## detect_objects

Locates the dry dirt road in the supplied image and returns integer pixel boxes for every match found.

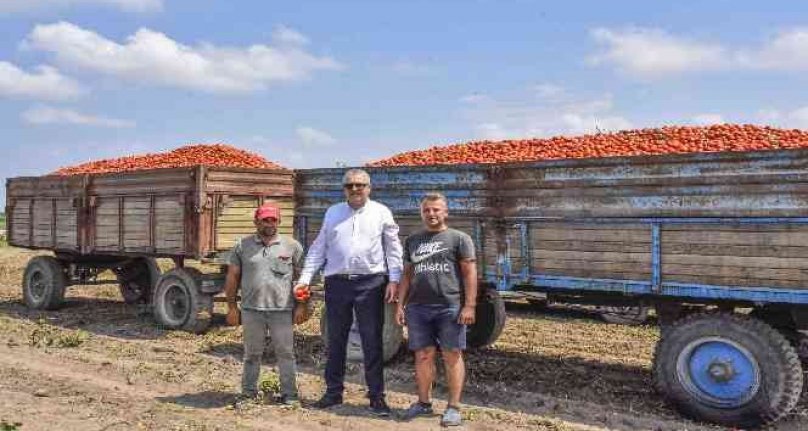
[0,248,806,430]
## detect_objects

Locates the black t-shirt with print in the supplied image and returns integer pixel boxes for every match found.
[403,228,476,305]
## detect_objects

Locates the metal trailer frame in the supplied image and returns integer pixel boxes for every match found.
[491,217,808,306]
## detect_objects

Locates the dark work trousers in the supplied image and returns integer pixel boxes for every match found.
[323,274,387,400]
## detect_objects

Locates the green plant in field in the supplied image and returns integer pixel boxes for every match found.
[29,319,90,348]
[57,329,90,347]
[0,420,22,431]
[258,371,281,397]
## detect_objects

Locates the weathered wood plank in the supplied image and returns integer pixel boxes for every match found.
[663,231,808,247]
[224,201,294,209]
[533,250,652,264]
[663,243,808,258]
[531,222,651,231]
[534,259,652,274]
[663,224,808,233]
[664,254,808,269]
[533,228,652,243]
[537,268,650,281]
[123,215,151,224]
[662,263,808,282]
[536,240,652,253]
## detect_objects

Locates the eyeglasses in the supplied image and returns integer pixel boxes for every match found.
[343,183,368,190]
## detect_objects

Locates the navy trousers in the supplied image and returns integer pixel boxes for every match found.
[323,274,386,400]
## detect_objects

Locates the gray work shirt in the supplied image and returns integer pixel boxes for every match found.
[229,234,304,312]
[403,228,476,305]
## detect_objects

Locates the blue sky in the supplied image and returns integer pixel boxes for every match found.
[2,1,808,204]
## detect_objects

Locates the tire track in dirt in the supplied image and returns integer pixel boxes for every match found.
[0,345,595,431]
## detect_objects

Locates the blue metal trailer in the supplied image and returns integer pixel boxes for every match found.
[295,148,808,428]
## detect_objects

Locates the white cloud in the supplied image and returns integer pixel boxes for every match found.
[22,105,135,128]
[24,22,343,94]
[461,88,633,139]
[0,62,83,100]
[475,123,510,140]
[561,113,633,135]
[691,113,725,125]
[272,25,309,46]
[756,108,782,123]
[589,28,727,77]
[296,126,336,147]
[591,27,808,78]
[788,107,808,128]
[740,29,808,70]
[0,0,162,13]
[753,107,808,129]
[533,83,565,99]
[459,93,490,104]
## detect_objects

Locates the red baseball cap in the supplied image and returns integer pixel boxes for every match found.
[255,203,281,221]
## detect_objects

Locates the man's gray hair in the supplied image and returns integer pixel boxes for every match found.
[420,192,448,206]
[342,168,371,185]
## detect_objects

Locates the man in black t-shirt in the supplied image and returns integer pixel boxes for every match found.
[395,192,477,427]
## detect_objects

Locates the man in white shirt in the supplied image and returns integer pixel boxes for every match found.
[295,168,403,417]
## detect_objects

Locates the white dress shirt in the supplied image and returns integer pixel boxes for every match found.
[297,199,403,285]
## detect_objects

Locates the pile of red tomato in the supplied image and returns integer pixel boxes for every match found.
[367,124,808,167]
[53,144,286,175]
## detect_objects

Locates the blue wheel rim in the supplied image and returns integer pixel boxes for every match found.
[676,337,761,408]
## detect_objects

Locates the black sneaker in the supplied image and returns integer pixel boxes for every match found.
[369,398,391,417]
[312,394,343,409]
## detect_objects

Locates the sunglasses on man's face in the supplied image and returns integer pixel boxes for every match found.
[343,183,368,190]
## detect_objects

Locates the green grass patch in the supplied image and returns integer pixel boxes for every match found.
[258,371,281,397]
[0,420,22,431]
[29,319,91,348]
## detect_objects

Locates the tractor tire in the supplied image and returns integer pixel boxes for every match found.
[320,302,403,363]
[22,256,68,310]
[466,288,506,349]
[152,268,212,333]
[653,312,802,428]
[115,258,161,304]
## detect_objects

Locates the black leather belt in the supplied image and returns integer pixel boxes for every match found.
[326,273,386,281]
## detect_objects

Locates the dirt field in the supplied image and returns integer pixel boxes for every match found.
[0,247,806,430]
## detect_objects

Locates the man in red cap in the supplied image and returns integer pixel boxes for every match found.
[224,202,308,407]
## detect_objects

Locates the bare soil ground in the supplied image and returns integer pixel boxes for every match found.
[0,247,806,430]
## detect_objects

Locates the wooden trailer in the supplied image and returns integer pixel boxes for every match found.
[295,148,808,428]
[6,165,294,332]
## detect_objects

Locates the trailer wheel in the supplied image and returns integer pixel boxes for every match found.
[320,302,403,363]
[466,288,506,349]
[597,304,651,325]
[115,258,161,304]
[22,256,68,310]
[152,268,212,333]
[653,312,802,428]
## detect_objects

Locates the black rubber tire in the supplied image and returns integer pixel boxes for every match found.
[598,304,651,325]
[152,268,212,333]
[320,302,403,363]
[466,288,506,349]
[22,256,68,310]
[115,258,161,304]
[653,312,802,428]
